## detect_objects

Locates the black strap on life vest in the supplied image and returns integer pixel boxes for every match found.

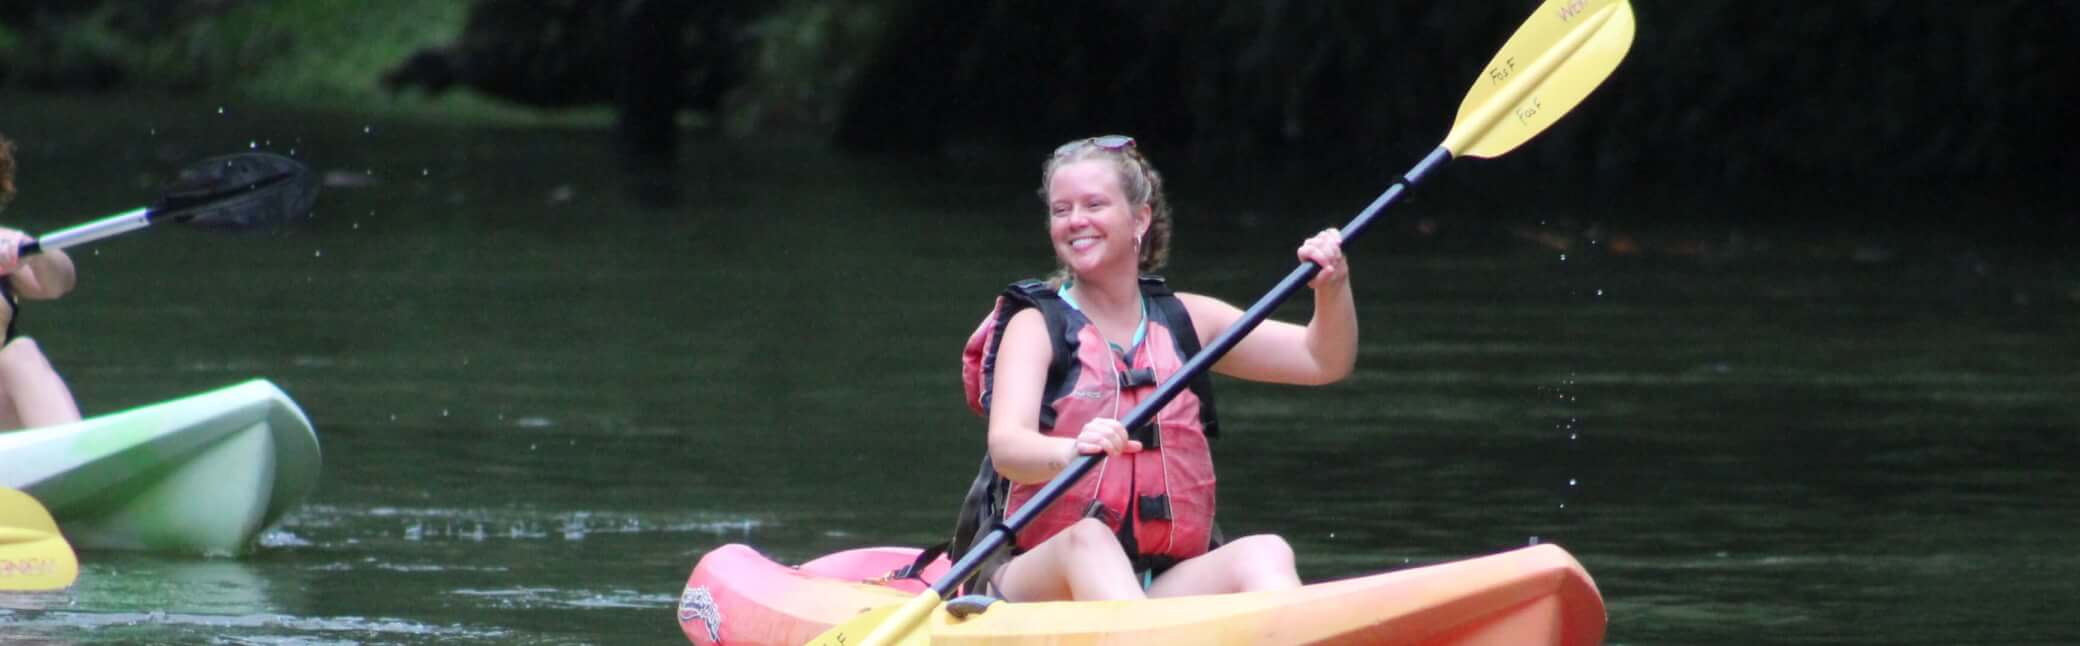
[986,280,1079,429]
[947,453,1015,596]
[888,541,948,583]
[1134,275,1220,443]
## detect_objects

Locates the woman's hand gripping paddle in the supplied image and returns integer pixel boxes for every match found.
[0,487,78,591]
[17,152,318,256]
[812,1,1636,643]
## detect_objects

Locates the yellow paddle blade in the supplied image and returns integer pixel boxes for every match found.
[1443,0,1636,158]
[0,487,79,591]
[806,590,941,646]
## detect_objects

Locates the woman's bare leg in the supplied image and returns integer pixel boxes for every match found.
[1146,534,1301,598]
[0,337,81,429]
[992,518,1146,602]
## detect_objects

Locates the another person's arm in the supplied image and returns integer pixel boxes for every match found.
[0,228,74,299]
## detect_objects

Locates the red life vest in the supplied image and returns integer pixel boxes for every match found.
[960,276,1222,568]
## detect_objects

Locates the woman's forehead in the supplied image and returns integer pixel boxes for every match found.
[1047,159,1122,196]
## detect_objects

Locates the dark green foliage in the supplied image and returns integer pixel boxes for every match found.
[3,1,2074,183]
[833,0,2079,182]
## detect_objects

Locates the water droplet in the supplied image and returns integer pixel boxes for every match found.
[1569,433,1578,440]
[441,409,450,417]
[363,125,373,134]
[216,106,226,114]
[1558,503,1567,509]
[249,141,257,149]
[1568,478,1578,486]
[1528,536,1540,545]
[313,249,323,257]
[1595,289,1604,296]
[421,168,430,176]
[1559,253,1568,261]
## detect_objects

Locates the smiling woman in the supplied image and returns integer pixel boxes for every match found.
[948,134,1361,605]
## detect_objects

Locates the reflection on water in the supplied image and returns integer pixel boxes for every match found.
[66,558,279,615]
[0,556,322,643]
[2,549,508,644]
[0,93,2074,643]
[0,504,771,644]
[2,558,276,617]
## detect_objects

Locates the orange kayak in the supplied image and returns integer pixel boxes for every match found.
[676,543,1604,645]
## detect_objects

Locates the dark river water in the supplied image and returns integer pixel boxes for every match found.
[1,95,2075,644]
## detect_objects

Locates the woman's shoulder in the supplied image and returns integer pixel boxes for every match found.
[1170,291,1241,339]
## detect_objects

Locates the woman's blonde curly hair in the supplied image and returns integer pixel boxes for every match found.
[1038,136,1172,285]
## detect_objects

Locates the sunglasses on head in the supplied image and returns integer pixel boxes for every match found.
[1054,134,1136,157]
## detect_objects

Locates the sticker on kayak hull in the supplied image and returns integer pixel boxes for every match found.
[680,585,723,644]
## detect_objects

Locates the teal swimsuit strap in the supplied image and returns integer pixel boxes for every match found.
[1057,281,1148,354]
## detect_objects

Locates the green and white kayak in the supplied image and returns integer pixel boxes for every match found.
[0,380,321,555]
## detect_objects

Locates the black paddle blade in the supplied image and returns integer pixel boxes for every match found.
[153,152,319,230]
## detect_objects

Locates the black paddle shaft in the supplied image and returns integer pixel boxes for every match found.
[934,145,1455,596]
